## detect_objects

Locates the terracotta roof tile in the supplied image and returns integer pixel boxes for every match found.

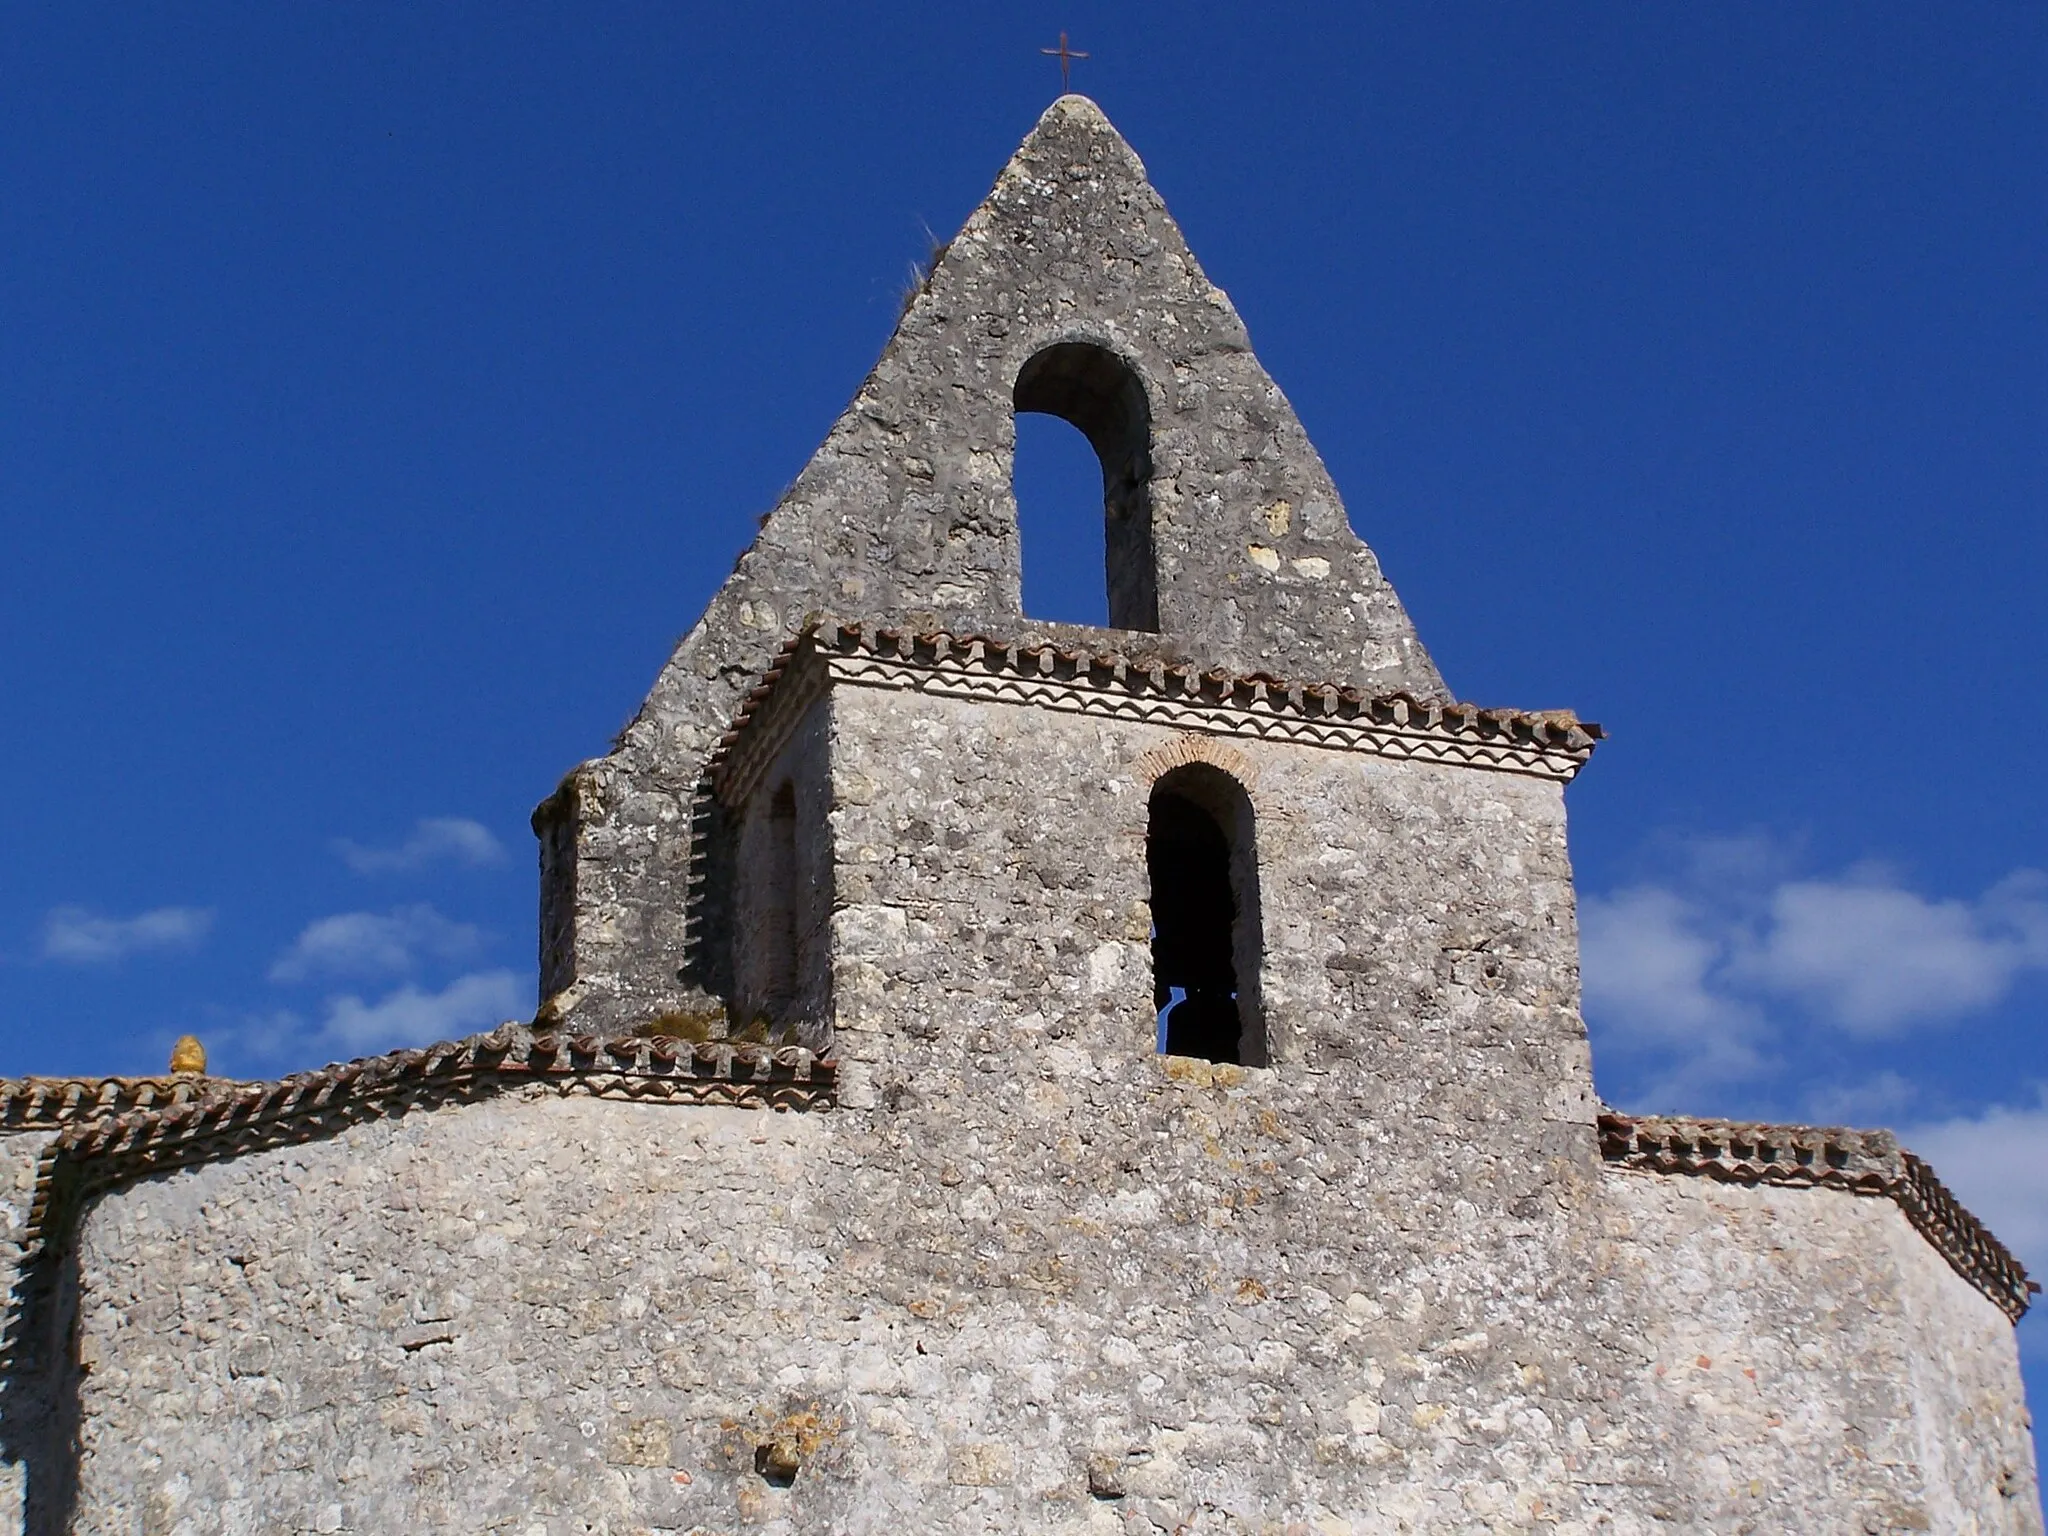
[2,1024,833,1263]
[710,616,1603,800]
[0,1073,240,1126]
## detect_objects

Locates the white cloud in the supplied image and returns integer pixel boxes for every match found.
[1581,842,2048,1097]
[316,970,526,1056]
[41,905,215,963]
[1801,1070,1919,1126]
[1581,887,1752,1038]
[1902,1092,2048,1351]
[1579,885,1768,1097]
[219,971,527,1069]
[334,817,505,875]
[221,1009,315,1063]
[269,905,484,983]
[203,968,526,1071]
[1732,871,2048,1035]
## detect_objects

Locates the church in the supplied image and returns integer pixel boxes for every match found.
[1,96,2037,1535]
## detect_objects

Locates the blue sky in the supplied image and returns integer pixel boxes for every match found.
[5,1,2045,1432]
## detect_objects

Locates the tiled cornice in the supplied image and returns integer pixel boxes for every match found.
[3,1026,833,1264]
[1598,1110,2037,1323]
[713,618,1603,806]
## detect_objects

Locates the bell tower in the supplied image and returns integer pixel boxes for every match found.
[536,95,1447,1036]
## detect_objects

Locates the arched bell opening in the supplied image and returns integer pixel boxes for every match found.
[1147,763,1264,1065]
[1013,341,1158,632]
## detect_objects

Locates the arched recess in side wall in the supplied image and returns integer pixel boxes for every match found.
[1013,341,1158,632]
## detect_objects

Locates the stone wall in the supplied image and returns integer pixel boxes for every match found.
[817,678,1592,1108]
[1600,1171,2041,1533]
[72,1086,1649,1535]
[49,1086,2045,1535]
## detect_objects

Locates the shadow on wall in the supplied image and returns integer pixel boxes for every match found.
[0,1205,84,1536]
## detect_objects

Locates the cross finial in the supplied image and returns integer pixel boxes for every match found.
[1040,31,1089,94]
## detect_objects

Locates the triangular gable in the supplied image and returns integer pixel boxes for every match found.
[628,94,1444,763]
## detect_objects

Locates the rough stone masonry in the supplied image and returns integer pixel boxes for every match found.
[0,95,2038,1535]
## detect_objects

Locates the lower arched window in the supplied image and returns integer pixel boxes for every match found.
[1148,764,1264,1065]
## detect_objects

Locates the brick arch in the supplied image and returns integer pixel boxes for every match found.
[1133,733,1263,804]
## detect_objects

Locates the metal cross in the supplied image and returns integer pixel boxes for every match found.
[1041,32,1089,93]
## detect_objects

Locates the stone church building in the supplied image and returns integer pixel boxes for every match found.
[2,97,2039,1534]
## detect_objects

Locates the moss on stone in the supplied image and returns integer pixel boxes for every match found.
[632,999,728,1042]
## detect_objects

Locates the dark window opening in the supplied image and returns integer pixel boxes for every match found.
[763,783,799,1020]
[1148,765,1264,1065]
[1013,341,1158,632]
[736,781,800,1030]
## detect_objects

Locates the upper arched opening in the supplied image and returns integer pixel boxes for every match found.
[1014,342,1158,632]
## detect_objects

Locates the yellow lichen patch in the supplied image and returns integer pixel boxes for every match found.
[532,985,583,1028]
[1158,1055,1247,1090]
[771,1405,844,1460]
[1012,1249,1072,1295]
[606,1418,672,1468]
[716,1401,847,1490]
[949,1441,1017,1487]
[1263,499,1293,537]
